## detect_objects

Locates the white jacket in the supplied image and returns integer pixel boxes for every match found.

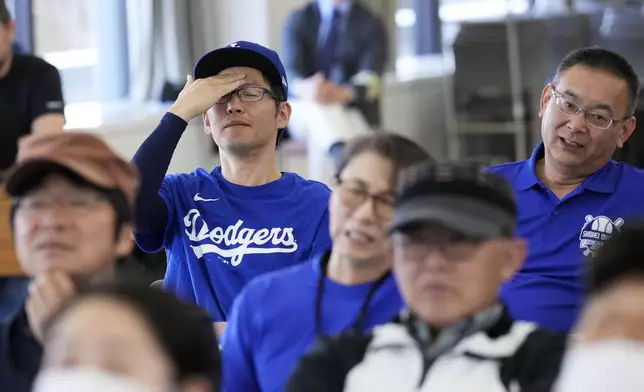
[286,309,567,392]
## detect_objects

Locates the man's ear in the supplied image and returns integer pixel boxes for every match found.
[617,116,637,148]
[500,238,527,281]
[115,224,135,258]
[277,102,292,130]
[539,83,553,118]
[203,112,213,136]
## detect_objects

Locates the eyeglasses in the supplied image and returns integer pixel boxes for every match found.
[395,233,483,263]
[18,193,106,215]
[550,85,629,130]
[334,177,395,220]
[216,86,279,104]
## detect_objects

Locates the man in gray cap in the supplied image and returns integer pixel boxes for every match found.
[286,161,567,392]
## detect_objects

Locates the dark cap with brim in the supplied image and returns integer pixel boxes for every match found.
[387,161,517,239]
[194,41,288,98]
[387,194,516,239]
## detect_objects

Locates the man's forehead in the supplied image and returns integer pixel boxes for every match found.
[557,66,629,110]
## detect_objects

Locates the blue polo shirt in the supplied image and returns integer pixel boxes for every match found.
[489,144,644,332]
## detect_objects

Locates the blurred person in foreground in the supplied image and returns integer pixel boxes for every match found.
[33,283,220,392]
[0,132,138,391]
[221,134,430,392]
[287,162,567,392]
[489,47,644,333]
[555,223,644,392]
[281,0,388,182]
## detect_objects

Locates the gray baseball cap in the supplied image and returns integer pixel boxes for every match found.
[387,161,517,240]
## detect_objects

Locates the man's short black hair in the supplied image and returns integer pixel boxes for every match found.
[262,72,286,103]
[554,47,640,115]
[261,72,287,147]
[587,222,644,296]
[0,0,10,26]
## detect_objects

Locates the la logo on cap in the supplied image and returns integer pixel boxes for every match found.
[281,76,287,87]
[230,42,238,48]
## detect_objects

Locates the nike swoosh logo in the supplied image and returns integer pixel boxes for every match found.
[194,193,220,202]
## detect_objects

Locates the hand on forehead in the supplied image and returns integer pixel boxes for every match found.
[218,67,264,85]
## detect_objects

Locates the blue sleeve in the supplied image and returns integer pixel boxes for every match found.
[220,286,263,392]
[132,113,187,252]
[310,207,332,258]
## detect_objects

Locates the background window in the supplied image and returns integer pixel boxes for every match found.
[32,0,98,104]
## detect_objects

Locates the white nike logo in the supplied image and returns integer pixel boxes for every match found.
[194,193,220,202]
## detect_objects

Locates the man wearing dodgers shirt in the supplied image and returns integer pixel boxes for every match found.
[489,47,644,333]
[132,41,332,333]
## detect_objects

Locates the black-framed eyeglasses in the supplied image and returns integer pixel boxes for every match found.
[333,176,395,220]
[216,86,279,104]
[550,85,630,130]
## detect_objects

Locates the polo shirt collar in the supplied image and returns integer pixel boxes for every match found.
[515,143,619,194]
[515,144,543,191]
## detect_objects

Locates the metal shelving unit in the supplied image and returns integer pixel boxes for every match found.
[443,0,594,164]
[443,3,531,164]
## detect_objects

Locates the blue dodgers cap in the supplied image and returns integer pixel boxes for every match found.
[193,41,288,99]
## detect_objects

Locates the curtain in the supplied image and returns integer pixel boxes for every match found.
[125,0,218,103]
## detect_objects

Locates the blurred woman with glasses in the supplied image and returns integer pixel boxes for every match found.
[219,133,432,392]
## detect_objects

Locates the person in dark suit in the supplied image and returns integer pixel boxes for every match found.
[281,0,388,182]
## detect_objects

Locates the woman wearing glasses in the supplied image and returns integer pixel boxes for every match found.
[220,133,431,392]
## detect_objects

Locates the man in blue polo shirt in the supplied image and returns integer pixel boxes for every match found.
[489,47,644,333]
[132,42,332,333]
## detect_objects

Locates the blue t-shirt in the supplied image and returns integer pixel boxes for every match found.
[135,167,332,321]
[489,144,644,332]
[220,252,403,392]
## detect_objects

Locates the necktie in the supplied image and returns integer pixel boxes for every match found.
[317,9,342,77]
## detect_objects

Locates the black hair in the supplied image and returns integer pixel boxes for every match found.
[261,72,287,147]
[262,72,286,103]
[9,164,133,238]
[0,0,10,26]
[334,133,433,185]
[587,221,644,296]
[554,47,640,115]
[47,283,221,391]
